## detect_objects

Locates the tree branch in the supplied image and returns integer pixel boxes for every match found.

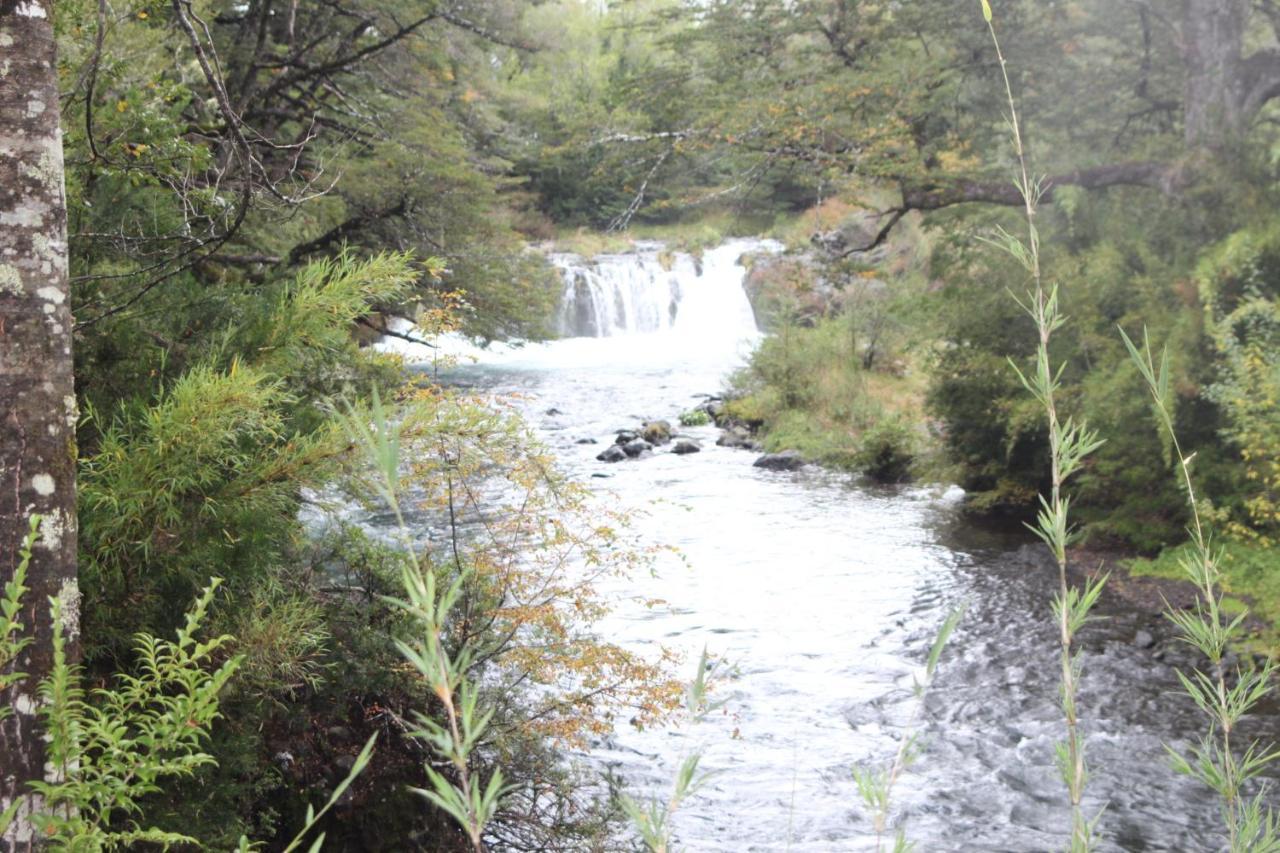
[899,160,1178,211]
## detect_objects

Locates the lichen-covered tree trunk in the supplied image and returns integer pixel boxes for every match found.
[0,1,79,848]
[1182,0,1248,148]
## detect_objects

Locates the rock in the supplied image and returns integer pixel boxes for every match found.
[596,445,627,463]
[1133,629,1156,650]
[642,420,673,445]
[326,725,353,741]
[545,407,563,416]
[615,430,639,445]
[672,440,701,455]
[591,472,611,479]
[575,437,598,445]
[622,438,653,458]
[716,426,753,449]
[753,450,805,471]
[334,754,357,774]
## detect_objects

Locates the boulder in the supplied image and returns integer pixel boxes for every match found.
[753,450,805,471]
[672,440,701,455]
[716,426,753,449]
[615,430,639,445]
[596,445,627,463]
[622,438,653,458]
[642,420,673,445]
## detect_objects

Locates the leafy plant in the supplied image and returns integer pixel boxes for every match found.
[343,388,508,852]
[978,5,1106,848]
[1122,328,1280,851]
[852,605,964,852]
[678,409,712,427]
[620,648,725,853]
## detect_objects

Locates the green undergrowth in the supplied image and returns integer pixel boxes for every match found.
[1129,540,1280,648]
[724,316,934,481]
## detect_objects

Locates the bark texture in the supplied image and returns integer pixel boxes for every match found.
[1182,0,1249,147]
[0,1,79,848]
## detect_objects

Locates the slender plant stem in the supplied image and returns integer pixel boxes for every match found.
[983,12,1096,849]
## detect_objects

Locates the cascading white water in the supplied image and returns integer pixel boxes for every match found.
[555,239,777,342]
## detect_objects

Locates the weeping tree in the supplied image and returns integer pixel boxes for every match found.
[0,0,78,846]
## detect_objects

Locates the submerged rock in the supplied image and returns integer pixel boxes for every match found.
[672,440,701,455]
[753,450,805,471]
[575,437,598,444]
[596,445,627,463]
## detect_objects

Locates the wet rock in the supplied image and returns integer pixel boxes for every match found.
[672,439,701,455]
[716,426,753,449]
[753,450,805,471]
[591,472,611,479]
[545,407,563,416]
[596,445,627,463]
[575,437,598,445]
[615,430,639,445]
[1133,629,1155,650]
[642,420,673,445]
[622,439,653,458]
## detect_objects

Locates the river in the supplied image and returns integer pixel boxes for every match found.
[377,239,1277,852]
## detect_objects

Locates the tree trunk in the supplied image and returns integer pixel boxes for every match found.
[1182,0,1249,148]
[0,1,79,848]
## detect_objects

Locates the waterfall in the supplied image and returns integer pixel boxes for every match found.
[555,239,779,341]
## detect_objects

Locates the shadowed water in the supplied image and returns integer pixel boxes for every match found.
[377,239,1278,851]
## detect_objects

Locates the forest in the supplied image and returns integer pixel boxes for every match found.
[3,0,1280,850]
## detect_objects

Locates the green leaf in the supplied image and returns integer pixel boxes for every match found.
[981,0,992,23]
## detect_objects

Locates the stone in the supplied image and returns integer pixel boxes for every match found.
[753,450,805,471]
[642,419,673,445]
[622,438,653,458]
[672,439,701,455]
[596,445,627,463]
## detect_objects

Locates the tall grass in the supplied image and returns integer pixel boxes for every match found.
[979,4,1106,848]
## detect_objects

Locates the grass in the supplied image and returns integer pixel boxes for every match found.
[1128,540,1280,646]
[723,318,934,480]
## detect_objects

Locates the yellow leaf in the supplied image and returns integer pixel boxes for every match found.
[981,0,992,21]
[116,100,128,113]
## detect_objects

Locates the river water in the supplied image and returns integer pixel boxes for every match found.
[379,239,1277,851]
